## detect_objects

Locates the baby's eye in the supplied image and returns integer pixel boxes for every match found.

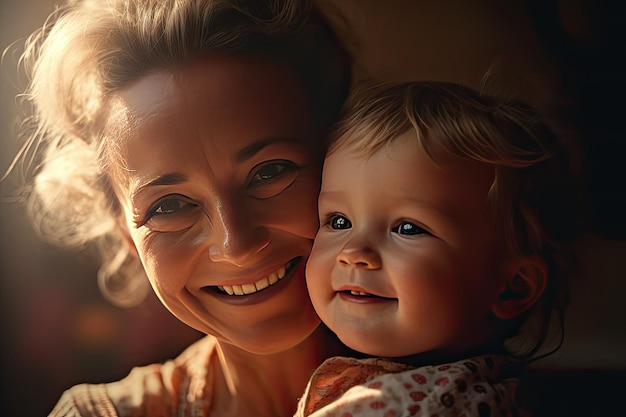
[329,214,352,230]
[143,195,201,232]
[247,160,299,199]
[392,221,427,236]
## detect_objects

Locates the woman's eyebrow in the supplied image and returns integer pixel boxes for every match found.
[235,137,300,163]
[131,173,188,199]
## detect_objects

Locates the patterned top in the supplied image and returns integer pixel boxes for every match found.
[49,336,218,417]
[295,355,529,417]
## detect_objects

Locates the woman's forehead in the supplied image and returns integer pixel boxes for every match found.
[114,71,175,122]
[111,53,303,121]
[101,51,320,187]
[103,51,313,147]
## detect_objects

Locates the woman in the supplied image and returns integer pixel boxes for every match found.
[14,0,349,415]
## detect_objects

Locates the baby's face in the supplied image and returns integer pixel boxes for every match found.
[307,131,515,358]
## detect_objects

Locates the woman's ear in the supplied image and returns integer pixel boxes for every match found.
[491,257,548,320]
[116,218,139,258]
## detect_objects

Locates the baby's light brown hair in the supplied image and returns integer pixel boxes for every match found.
[327,81,586,359]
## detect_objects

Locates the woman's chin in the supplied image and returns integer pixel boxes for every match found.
[220,315,321,356]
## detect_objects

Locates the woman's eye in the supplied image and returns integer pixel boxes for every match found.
[143,195,201,232]
[247,160,299,199]
[153,199,190,215]
[329,214,352,230]
[392,221,427,236]
[251,162,289,182]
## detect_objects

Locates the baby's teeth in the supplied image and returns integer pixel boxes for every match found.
[255,278,269,291]
[233,285,244,295]
[277,266,286,279]
[268,272,278,285]
[223,286,234,295]
[242,284,257,294]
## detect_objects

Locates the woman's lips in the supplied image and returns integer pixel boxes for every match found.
[201,257,304,306]
[218,263,288,295]
[204,258,298,296]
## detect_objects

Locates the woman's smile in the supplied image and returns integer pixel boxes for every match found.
[213,258,296,296]
[203,257,306,306]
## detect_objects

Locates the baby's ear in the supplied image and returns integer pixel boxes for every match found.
[491,257,547,320]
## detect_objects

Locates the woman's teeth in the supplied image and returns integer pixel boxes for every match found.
[218,264,287,296]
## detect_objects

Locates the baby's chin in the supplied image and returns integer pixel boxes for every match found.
[337,332,431,361]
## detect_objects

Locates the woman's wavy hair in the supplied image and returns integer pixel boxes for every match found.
[328,81,587,360]
[7,0,349,307]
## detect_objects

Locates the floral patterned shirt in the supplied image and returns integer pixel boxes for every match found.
[295,355,529,417]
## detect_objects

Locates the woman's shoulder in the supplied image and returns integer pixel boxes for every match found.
[48,335,219,417]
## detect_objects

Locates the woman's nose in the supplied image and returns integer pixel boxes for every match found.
[336,240,382,270]
[208,201,270,267]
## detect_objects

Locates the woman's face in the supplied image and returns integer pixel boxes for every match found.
[105,52,324,354]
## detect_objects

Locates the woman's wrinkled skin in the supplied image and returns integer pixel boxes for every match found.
[103,52,331,414]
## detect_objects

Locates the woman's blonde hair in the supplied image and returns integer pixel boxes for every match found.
[329,81,585,359]
[9,0,348,307]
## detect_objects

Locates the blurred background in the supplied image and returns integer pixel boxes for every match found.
[1,1,625,416]
[0,3,203,416]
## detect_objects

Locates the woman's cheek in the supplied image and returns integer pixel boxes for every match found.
[298,169,324,237]
[132,230,185,290]
[271,171,321,240]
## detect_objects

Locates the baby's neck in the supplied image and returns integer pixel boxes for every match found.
[378,342,506,369]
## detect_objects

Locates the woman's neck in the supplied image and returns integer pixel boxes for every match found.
[212,326,346,417]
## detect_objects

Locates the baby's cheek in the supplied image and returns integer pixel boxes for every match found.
[306,241,333,292]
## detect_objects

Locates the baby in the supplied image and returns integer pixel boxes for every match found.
[297,81,583,416]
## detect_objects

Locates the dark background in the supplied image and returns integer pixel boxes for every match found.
[0,2,202,416]
[1,1,625,416]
